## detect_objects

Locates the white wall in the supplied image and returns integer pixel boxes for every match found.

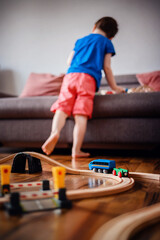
[0,0,160,95]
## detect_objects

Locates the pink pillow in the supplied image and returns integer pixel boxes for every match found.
[136,71,160,91]
[20,73,65,97]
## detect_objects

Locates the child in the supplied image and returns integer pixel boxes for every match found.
[42,16,125,157]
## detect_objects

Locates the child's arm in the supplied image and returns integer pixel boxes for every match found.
[103,53,125,93]
[67,51,75,66]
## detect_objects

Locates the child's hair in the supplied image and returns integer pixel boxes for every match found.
[95,17,118,38]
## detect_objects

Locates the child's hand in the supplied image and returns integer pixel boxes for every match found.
[114,86,126,93]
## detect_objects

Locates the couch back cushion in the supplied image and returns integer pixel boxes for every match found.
[101,74,138,87]
[20,73,64,97]
[136,71,160,91]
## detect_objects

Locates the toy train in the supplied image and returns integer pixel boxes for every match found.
[113,168,129,177]
[88,159,129,177]
[89,159,116,174]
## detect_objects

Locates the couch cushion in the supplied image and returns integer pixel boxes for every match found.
[101,74,138,86]
[0,93,160,119]
[92,92,160,118]
[136,71,160,91]
[20,73,64,97]
[0,96,57,119]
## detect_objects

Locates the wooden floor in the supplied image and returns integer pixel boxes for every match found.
[0,148,160,240]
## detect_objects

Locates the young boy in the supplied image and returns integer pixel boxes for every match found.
[42,17,125,157]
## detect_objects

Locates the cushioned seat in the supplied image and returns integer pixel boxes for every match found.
[0,93,160,119]
[0,74,160,149]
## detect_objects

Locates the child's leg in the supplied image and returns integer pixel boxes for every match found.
[42,110,68,155]
[72,115,90,158]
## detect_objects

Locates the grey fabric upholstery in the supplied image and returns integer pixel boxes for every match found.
[1,93,159,119]
[0,74,160,149]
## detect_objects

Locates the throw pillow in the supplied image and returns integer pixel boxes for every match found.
[136,71,160,91]
[20,73,65,97]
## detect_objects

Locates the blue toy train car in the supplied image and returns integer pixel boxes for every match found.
[88,159,116,173]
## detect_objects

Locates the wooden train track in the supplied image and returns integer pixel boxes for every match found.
[0,152,159,202]
[0,151,135,201]
[92,202,160,240]
[0,151,159,180]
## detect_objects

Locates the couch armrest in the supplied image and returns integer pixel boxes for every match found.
[0,92,17,98]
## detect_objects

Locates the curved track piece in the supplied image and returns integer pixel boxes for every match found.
[0,152,134,200]
[92,202,160,240]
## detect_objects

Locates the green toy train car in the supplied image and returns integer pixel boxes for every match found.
[112,168,129,178]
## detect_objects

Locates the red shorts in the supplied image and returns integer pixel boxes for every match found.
[50,73,96,119]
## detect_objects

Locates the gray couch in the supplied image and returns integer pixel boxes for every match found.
[0,74,160,150]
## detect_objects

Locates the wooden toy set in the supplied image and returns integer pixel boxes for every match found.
[0,152,136,206]
[0,153,72,215]
[0,151,159,240]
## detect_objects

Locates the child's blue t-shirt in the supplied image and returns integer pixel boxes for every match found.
[67,33,115,90]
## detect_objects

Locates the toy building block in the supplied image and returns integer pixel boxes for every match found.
[27,154,42,174]
[11,153,42,174]
[0,165,11,195]
[11,153,26,173]
[59,188,72,209]
[125,88,128,93]
[52,167,66,190]
[52,167,72,209]
[5,192,23,216]
[41,180,50,191]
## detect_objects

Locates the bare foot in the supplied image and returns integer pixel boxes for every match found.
[72,150,90,158]
[42,132,59,155]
